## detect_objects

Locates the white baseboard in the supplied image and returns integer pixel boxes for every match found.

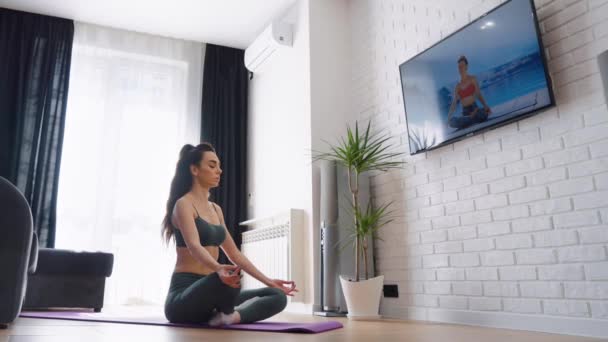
[380,307,608,339]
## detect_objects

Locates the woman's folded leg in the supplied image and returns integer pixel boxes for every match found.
[234,287,287,324]
[165,272,240,324]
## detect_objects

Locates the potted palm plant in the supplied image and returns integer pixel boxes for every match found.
[314,121,406,319]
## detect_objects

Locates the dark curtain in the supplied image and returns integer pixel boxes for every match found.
[201,44,248,264]
[0,8,74,248]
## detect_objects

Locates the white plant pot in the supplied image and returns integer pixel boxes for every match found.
[339,275,384,320]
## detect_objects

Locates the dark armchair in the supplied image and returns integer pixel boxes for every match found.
[0,176,38,328]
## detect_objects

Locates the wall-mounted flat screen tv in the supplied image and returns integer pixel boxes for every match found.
[399,0,555,155]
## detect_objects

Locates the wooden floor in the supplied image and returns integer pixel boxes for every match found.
[1,308,604,342]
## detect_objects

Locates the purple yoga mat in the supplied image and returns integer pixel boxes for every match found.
[19,310,343,334]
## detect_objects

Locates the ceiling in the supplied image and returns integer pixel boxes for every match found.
[0,0,297,49]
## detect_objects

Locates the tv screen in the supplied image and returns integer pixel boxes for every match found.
[399,0,555,155]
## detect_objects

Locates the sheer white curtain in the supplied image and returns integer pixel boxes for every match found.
[56,22,205,306]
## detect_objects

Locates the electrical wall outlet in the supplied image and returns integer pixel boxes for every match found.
[383,284,399,298]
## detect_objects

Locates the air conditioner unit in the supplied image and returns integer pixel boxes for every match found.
[244,20,293,73]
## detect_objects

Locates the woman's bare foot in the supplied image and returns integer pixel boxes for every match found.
[230,311,241,324]
[208,312,224,327]
[208,311,241,326]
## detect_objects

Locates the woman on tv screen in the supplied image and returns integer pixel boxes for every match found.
[447,55,492,129]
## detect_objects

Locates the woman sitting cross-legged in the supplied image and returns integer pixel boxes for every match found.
[162,143,298,326]
[447,55,492,130]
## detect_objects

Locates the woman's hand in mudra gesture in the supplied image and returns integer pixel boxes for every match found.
[269,279,298,296]
[218,265,242,288]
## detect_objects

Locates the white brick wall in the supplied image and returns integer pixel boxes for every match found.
[349,0,608,331]
[500,265,538,280]
[586,261,608,279]
[439,295,468,309]
[503,298,543,313]
[538,264,585,279]
[516,248,557,264]
[470,297,502,311]
[484,281,520,297]
[453,281,483,296]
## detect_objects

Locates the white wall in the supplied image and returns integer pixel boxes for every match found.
[309,0,353,309]
[247,0,354,310]
[348,0,608,338]
[310,0,352,149]
[246,0,314,305]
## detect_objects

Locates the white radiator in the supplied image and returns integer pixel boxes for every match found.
[239,209,306,304]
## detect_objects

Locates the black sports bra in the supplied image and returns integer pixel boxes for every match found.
[174,203,226,247]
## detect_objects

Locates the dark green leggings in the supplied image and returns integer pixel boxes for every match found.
[164,272,287,324]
